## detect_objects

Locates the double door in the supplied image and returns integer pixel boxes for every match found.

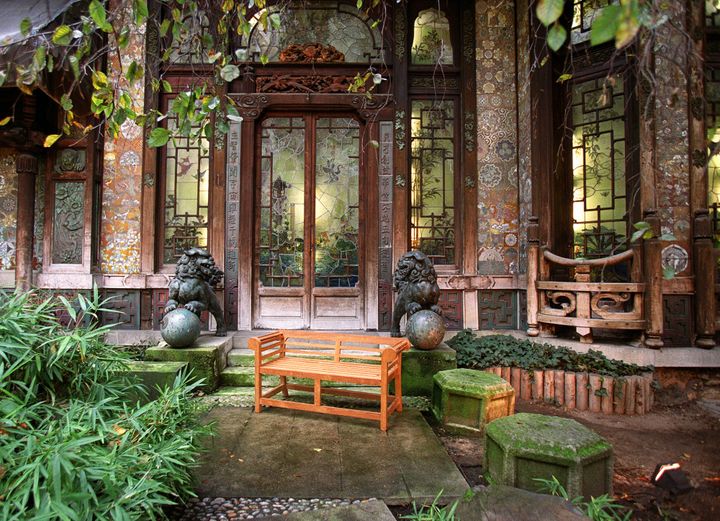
[254,114,365,329]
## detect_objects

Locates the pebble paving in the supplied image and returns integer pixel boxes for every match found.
[169,497,379,520]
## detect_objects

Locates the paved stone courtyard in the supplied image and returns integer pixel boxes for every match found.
[194,408,469,505]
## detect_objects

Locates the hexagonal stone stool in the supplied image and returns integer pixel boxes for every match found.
[485,413,614,500]
[431,368,515,435]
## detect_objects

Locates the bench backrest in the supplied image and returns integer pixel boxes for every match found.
[280,330,406,363]
[250,330,409,365]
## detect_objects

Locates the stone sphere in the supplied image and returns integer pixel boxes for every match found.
[406,310,445,350]
[161,308,201,348]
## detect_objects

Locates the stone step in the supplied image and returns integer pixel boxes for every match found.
[221,366,277,387]
[207,386,432,411]
[227,348,255,367]
[119,360,188,401]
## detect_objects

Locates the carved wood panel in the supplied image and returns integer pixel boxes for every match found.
[478,290,517,330]
[100,290,140,330]
[438,289,463,330]
[662,295,693,347]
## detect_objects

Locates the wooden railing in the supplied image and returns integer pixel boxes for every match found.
[526,214,664,347]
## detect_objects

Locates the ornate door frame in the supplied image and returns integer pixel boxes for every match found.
[227,93,391,330]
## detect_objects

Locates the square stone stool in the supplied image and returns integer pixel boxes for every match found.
[485,413,614,500]
[431,368,515,435]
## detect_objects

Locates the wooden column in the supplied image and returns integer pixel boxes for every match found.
[15,153,38,291]
[642,209,664,348]
[462,3,479,330]
[693,210,716,348]
[526,216,539,337]
[391,4,409,267]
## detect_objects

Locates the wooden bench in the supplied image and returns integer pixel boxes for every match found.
[249,330,410,431]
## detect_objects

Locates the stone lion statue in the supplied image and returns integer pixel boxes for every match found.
[164,248,226,336]
[391,251,442,337]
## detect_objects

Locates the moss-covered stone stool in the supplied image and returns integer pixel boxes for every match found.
[431,368,515,435]
[485,413,614,500]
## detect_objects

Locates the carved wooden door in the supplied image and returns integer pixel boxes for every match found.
[254,114,364,329]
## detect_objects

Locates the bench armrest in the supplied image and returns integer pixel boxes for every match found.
[249,331,285,366]
[380,338,410,366]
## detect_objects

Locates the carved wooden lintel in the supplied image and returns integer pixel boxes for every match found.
[256,74,362,94]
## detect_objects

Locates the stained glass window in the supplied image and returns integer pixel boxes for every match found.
[163,117,210,264]
[244,2,383,63]
[410,100,456,265]
[411,9,453,65]
[706,2,720,232]
[314,118,360,288]
[52,182,84,264]
[259,117,306,287]
[0,149,17,271]
[571,76,627,258]
[571,0,612,45]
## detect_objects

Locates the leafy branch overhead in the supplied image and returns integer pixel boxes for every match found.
[536,0,671,52]
[1,0,385,149]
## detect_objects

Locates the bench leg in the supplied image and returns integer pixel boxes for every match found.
[280,376,289,398]
[255,372,262,413]
[380,388,388,431]
[314,379,322,406]
[395,371,403,413]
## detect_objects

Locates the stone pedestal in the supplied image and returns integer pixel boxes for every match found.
[401,343,456,396]
[145,335,232,391]
[485,413,614,500]
[119,361,188,402]
[432,369,515,435]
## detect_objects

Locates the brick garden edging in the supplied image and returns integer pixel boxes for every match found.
[482,367,654,415]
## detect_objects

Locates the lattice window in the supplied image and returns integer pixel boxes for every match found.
[258,117,306,288]
[314,118,360,288]
[162,117,210,264]
[571,75,628,259]
[243,2,383,63]
[411,8,453,65]
[410,99,456,266]
[570,0,612,45]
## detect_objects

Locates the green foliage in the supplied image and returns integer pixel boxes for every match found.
[448,331,652,378]
[5,0,387,150]
[536,0,663,51]
[535,477,633,521]
[401,491,459,521]
[0,290,212,520]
